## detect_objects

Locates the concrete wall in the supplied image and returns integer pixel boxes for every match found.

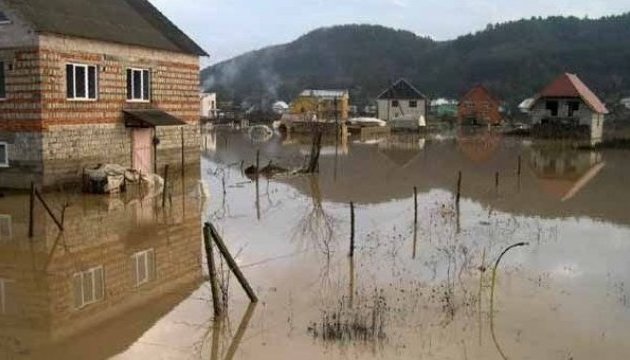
[377,98,427,122]
[530,98,605,141]
[200,92,217,118]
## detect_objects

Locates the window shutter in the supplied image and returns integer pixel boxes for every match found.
[0,144,6,167]
[142,70,150,100]
[88,66,96,99]
[126,69,132,100]
[82,271,94,304]
[66,64,74,98]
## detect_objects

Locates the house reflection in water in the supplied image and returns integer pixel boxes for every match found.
[0,174,203,359]
[529,146,605,202]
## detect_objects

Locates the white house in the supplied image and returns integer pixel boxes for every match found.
[376,79,428,129]
[200,92,218,119]
[528,73,609,141]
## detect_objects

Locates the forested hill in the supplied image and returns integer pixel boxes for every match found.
[201,14,630,108]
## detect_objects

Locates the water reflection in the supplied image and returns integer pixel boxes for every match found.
[0,173,203,359]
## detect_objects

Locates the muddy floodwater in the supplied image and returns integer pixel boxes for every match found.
[1,129,630,359]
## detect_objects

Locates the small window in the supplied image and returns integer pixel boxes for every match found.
[127,68,150,102]
[0,61,5,99]
[0,215,11,242]
[409,100,418,108]
[568,101,580,117]
[0,142,7,168]
[73,266,105,309]
[131,249,156,287]
[0,11,10,25]
[392,100,399,107]
[545,100,559,117]
[66,64,97,100]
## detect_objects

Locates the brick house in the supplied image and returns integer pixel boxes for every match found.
[289,90,350,121]
[457,85,503,126]
[0,0,208,189]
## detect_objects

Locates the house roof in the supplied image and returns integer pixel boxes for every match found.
[533,73,608,114]
[460,85,501,104]
[123,109,187,128]
[4,0,208,56]
[299,90,348,99]
[377,79,427,100]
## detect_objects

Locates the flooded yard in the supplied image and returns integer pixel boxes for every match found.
[1,129,630,359]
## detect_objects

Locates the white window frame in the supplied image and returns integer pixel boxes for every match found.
[131,249,156,287]
[0,142,8,168]
[66,63,98,101]
[0,215,11,242]
[73,266,105,309]
[127,68,151,102]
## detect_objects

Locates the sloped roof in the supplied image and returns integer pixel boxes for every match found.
[299,90,348,98]
[4,0,208,56]
[533,73,608,114]
[377,79,427,100]
[460,85,501,104]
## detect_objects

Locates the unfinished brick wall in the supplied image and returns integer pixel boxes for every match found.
[0,33,203,188]
[0,187,203,342]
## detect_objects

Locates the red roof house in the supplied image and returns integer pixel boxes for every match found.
[457,85,503,126]
[529,73,608,141]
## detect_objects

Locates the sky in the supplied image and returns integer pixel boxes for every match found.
[149,0,630,65]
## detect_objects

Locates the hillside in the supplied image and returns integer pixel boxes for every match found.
[201,14,630,109]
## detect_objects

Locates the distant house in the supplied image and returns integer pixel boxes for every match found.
[376,79,428,123]
[621,97,630,110]
[528,73,608,140]
[0,0,208,189]
[457,85,503,126]
[289,90,349,121]
[201,92,218,119]
[431,98,458,118]
[272,101,289,115]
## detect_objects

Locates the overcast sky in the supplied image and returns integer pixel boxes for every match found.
[149,0,630,65]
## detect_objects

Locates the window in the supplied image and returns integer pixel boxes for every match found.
[66,64,97,100]
[0,11,10,25]
[568,101,580,117]
[0,215,11,242]
[409,100,418,108]
[545,100,559,117]
[131,249,156,287]
[73,266,105,309]
[127,68,150,102]
[392,100,399,107]
[0,61,5,99]
[0,142,7,168]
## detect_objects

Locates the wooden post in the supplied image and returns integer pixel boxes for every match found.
[413,187,418,259]
[162,165,169,208]
[456,171,462,205]
[28,182,35,238]
[207,222,258,303]
[349,202,355,257]
[181,127,185,178]
[203,224,223,317]
[34,189,63,231]
[517,156,522,177]
[224,302,257,359]
[413,187,418,227]
[256,150,260,175]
